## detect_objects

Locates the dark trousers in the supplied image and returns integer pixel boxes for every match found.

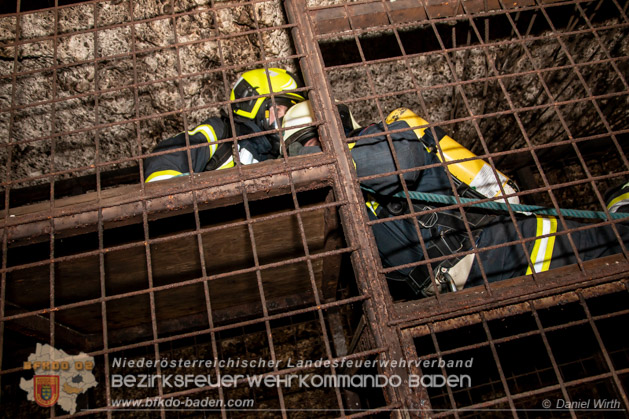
[369,209,629,289]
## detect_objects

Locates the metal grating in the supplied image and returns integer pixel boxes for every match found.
[0,0,628,417]
[406,281,629,417]
[313,0,629,305]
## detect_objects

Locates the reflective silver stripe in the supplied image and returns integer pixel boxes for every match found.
[239,148,259,165]
[449,254,475,290]
[526,216,557,275]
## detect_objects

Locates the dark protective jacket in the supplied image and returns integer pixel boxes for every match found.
[144,115,276,182]
[300,119,629,296]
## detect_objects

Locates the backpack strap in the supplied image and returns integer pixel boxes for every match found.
[205,116,234,171]
[373,194,491,298]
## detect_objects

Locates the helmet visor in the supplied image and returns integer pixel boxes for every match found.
[261,96,300,131]
[231,79,258,114]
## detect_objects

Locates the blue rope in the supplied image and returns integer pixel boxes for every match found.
[361,186,629,221]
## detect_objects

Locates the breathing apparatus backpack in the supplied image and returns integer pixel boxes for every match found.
[381,108,521,298]
[385,108,520,204]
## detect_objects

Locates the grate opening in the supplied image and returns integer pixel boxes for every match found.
[410,286,629,417]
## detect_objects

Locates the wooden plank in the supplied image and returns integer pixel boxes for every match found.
[348,2,389,29]
[387,0,427,24]
[463,0,501,13]
[321,190,344,299]
[1,166,140,210]
[311,0,549,35]
[4,302,90,349]
[39,291,319,351]
[108,291,318,348]
[5,204,332,334]
[425,0,463,19]
[313,7,350,34]
[502,0,535,8]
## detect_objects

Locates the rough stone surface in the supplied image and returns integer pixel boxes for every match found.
[0,0,299,187]
[324,18,628,208]
[0,0,627,208]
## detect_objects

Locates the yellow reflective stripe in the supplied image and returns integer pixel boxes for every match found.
[608,191,629,212]
[146,170,183,183]
[188,124,218,157]
[217,156,235,170]
[526,216,557,275]
[542,220,557,272]
[365,194,380,217]
[365,200,379,217]
[235,106,258,121]
[348,141,357,169]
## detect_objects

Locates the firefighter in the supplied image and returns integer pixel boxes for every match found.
[144,68,305,182]
[281,100,629,298]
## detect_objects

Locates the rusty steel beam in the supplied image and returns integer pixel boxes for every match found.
[393,254,629,327]
[3,157,335,245]
[405,280,627,336]
[310,0,582,35]
[286,0,427,411]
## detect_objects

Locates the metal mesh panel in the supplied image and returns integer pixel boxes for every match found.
[407,282,629,417]
[313,0,629,306]
[0,0,392,416]
[0,0,628,417]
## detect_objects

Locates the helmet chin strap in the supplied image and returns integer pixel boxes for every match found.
[262,117,282,158]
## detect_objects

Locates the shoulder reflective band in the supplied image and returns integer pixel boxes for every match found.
[188,124,219,157]
[146,170,184,183]
[526,215,557,275]
[218,156,235,170]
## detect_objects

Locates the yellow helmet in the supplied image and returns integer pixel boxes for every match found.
[230,68,305,132]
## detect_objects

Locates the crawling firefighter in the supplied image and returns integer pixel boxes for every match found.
[282,100,629,298]
[144,68,305,182]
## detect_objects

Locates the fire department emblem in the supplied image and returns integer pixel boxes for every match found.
[20,344,98,414]
[34,375,60,407]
